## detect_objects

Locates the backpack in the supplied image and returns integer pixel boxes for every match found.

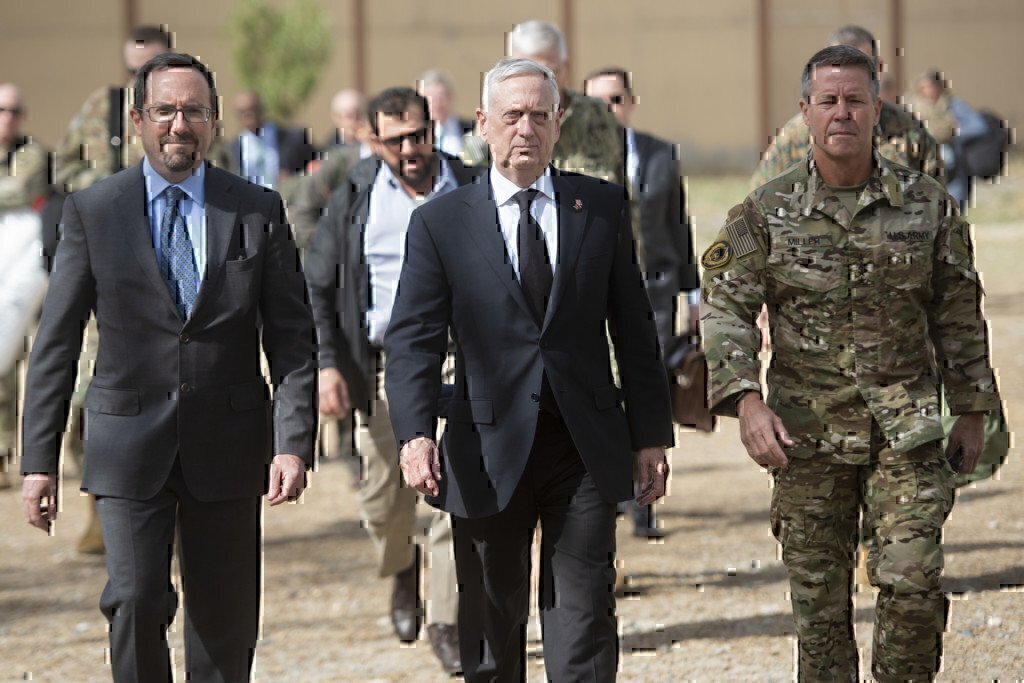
[961,110,1012,179]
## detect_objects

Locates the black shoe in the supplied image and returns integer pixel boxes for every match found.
[427,623,462,674]
[390,562,420,642]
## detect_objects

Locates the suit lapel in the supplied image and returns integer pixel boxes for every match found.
[463,181,534,321]
[545,172,588,329]
[191,167,239,322]
[119,166,182,320]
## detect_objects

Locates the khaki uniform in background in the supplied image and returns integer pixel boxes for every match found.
[751,101,944,188]
[463,90,625,184]
[702,152,999,681]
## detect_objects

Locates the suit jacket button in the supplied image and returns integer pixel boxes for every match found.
[180,383,191,394]
[530,393,540,402]
[180,333,190,343]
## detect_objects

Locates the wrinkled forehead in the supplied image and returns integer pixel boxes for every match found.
[492,74,557,111]
[808,63,873,93]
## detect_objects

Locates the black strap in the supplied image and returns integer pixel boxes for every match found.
[107,86,125,175]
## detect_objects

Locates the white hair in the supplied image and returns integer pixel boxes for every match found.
[481,58,560,111]
[506,20,568,62]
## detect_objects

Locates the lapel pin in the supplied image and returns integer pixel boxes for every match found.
[572,199,583,212]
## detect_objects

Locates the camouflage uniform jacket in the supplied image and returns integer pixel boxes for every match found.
[0,136,49,211]
[55,85,145,193]
[702,151,998,464]
[751,101,944,188]
[462,89,624,184]
[287,142,362,248]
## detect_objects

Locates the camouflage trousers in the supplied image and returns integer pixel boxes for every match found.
[771,440,955,683]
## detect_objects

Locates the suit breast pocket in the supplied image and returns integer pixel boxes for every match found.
[225,256,256,274]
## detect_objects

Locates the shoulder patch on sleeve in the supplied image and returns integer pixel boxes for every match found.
[726,216,758,259]
[702,241,731,269]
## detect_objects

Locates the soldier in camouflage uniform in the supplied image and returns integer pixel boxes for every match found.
[702,46,999,682]
[462,20,624,185]
[751,25,942,188]
[0,84,50,490]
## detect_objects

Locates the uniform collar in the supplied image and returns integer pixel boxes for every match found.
[792,149,904,220]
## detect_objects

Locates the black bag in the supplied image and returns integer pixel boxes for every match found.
[961,110,1011,179]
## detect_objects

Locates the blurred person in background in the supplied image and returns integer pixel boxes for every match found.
[417,69,474,159]
[585,66,699,539]
[321,88,371,154]
[908,69,989,208]
[228,90,316,201]
[0,84,50,491]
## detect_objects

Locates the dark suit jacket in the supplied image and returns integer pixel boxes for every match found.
[633,131,699,362]
[383,170,674,518]
[304,154,479,413]
[21,163,317,502]
[227,124,318,178]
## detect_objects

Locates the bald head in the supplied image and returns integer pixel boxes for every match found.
[330,89,368,144]
[235,91,264,133]
[0,84,26,146]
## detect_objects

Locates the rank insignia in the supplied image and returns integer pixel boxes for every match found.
[702,241,731,269]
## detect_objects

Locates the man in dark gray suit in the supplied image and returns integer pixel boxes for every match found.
[384,58,673,682]
[20,53,316,682]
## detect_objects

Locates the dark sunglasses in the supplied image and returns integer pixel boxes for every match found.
[379,126,431,149]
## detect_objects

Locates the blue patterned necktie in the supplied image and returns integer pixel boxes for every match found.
[159,186,199,319]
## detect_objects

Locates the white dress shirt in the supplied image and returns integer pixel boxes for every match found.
[365,158,457,345]
[489,166,558,281]
[625,127,640,190]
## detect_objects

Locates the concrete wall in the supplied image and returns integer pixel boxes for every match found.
[2,0,1020,173]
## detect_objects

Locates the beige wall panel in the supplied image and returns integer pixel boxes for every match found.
[0,0,124,149]
[574,0,759,171]
[2,0,1022,171]
[363,1,561,122]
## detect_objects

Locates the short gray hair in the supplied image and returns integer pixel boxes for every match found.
[800,45,878,101]
[506,20,568,62]
[418,69,455,95]
[826,25,878,57]
[481,58,560,111]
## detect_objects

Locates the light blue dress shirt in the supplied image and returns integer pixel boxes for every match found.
[142,157,208,280]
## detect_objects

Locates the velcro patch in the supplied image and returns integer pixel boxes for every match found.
[702,241,731,269]
[726,217,758,259]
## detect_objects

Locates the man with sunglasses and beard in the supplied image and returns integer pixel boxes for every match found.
[305,86,478,674]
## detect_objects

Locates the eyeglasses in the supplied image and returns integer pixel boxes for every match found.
[139,106,213,123]
[0,106,24,117]
[378,126,431,150]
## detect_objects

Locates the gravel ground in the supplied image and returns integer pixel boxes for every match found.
[2,188,1022,682]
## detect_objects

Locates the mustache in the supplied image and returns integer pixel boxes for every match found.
[161,134,198,146]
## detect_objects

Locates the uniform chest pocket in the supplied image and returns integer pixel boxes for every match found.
[767,246,844,292]
[882,241,933,291]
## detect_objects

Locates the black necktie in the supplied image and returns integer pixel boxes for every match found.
[515,189,552,326]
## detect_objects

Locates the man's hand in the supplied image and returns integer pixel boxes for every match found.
[636,447,669,506]
[268,454,307,506]
[400,437,441,496]
[22,474,57,532]
[738,392,792,469]
[946,412,986,474]
[319,367,351,418]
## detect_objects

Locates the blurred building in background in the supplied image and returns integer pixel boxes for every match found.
[3,0,1020,173]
